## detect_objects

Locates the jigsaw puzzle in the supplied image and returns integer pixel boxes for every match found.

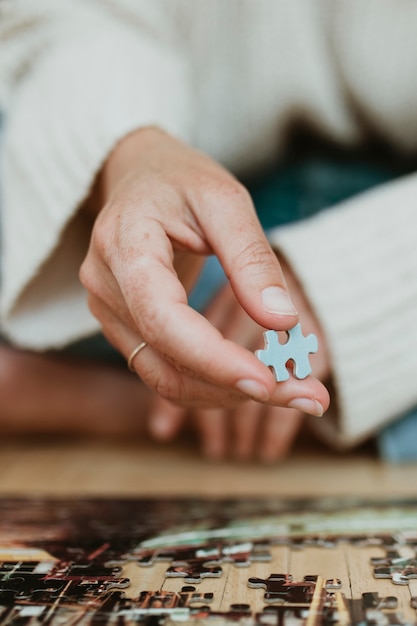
[0,498,417,624]
[256,323,318,380]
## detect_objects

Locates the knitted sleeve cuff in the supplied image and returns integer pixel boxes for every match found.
[269,173,417,446]
[1,24,193,349]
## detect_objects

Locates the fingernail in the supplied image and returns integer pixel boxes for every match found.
[236,379,270,401]
[288,398,324,417]
[261,286,298,316]
[149,414,173,439]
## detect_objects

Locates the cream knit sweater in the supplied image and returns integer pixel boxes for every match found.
[1,0,417,448]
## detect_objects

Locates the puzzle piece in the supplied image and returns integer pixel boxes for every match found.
[222,541,272,567]
[325,578,342,590]
[137,588,214,610]
[247,573,316,604]
[166,558,222,583]
[362,592,398,610]
[0,558,130,610]
[371,550,402,566]
[135,541,271,575]
[190,603,268,625]
[136,545,221,568]
[373,554,417,585]
[256,324,318,381]
[360,593,404,626]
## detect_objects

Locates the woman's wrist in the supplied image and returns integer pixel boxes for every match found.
[84,126,166,217]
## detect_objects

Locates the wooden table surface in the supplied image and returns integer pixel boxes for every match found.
[0,433,415,497]
[1,434,417,625]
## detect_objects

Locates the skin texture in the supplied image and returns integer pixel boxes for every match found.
[0,127,330,460]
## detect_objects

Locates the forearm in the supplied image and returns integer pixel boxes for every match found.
[0,4,192,349]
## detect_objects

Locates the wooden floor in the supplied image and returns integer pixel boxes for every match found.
[0,433,415,497]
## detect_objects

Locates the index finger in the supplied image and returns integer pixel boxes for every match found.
[192,182,299,331]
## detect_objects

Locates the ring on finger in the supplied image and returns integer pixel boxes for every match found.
[127,341,148,372]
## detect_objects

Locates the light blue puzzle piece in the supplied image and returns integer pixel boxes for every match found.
[255,323,318,381]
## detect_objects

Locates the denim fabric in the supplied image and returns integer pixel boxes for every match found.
[377,409,417,462]
[188,254,226,312]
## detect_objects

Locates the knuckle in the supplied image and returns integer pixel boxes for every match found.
[154,374,185,403]
[233,238,277,276]
[79,257,111,305]
[200,176,253,215]
[214,179,253,209]
[79,259,97,294]
[91,202,130,263]
[134,298,164,346]
[125,252,156,281]
[78,260,89,289]
[90,223,104,255]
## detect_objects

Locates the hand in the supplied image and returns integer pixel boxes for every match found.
[147,258,330,462]
[80,127,329,413]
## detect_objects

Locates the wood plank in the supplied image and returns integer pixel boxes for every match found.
[123,561,168,598]
[289,545,350,596]
[0,438,416,497]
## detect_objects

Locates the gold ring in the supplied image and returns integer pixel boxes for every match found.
[127,341,148,372]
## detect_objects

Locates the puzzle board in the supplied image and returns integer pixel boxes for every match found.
[1,497,417,625]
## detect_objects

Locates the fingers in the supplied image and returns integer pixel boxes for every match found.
[268,376,329,416]
[147,397,186,441]
[119,262,277,402]
[187,402,304,462]
[232,400,262,460]
[258,407,303,462]
[195,181,298,331]
[147,396,230,461]
[82,224,279,405]
[193,408,229,459]
[87,294,255,408]
[87,285,329,412]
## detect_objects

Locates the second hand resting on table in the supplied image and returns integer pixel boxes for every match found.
[149,258,330,462]
[80,127,330,460]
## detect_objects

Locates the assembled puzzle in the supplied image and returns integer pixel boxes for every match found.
[1,497,417,624]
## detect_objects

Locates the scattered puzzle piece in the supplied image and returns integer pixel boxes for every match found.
[256,324,318,381]
[135,541,272,574]
[325,578,342,590]
[372,553,417,585]
[166,558,222,583]
[371,550,402,566]
[362,592,398,610]
[137,588,214,610]
[247,573,317,604]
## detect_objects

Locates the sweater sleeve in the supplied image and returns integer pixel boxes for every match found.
[269,173,417,448]
[0,0,193,349]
